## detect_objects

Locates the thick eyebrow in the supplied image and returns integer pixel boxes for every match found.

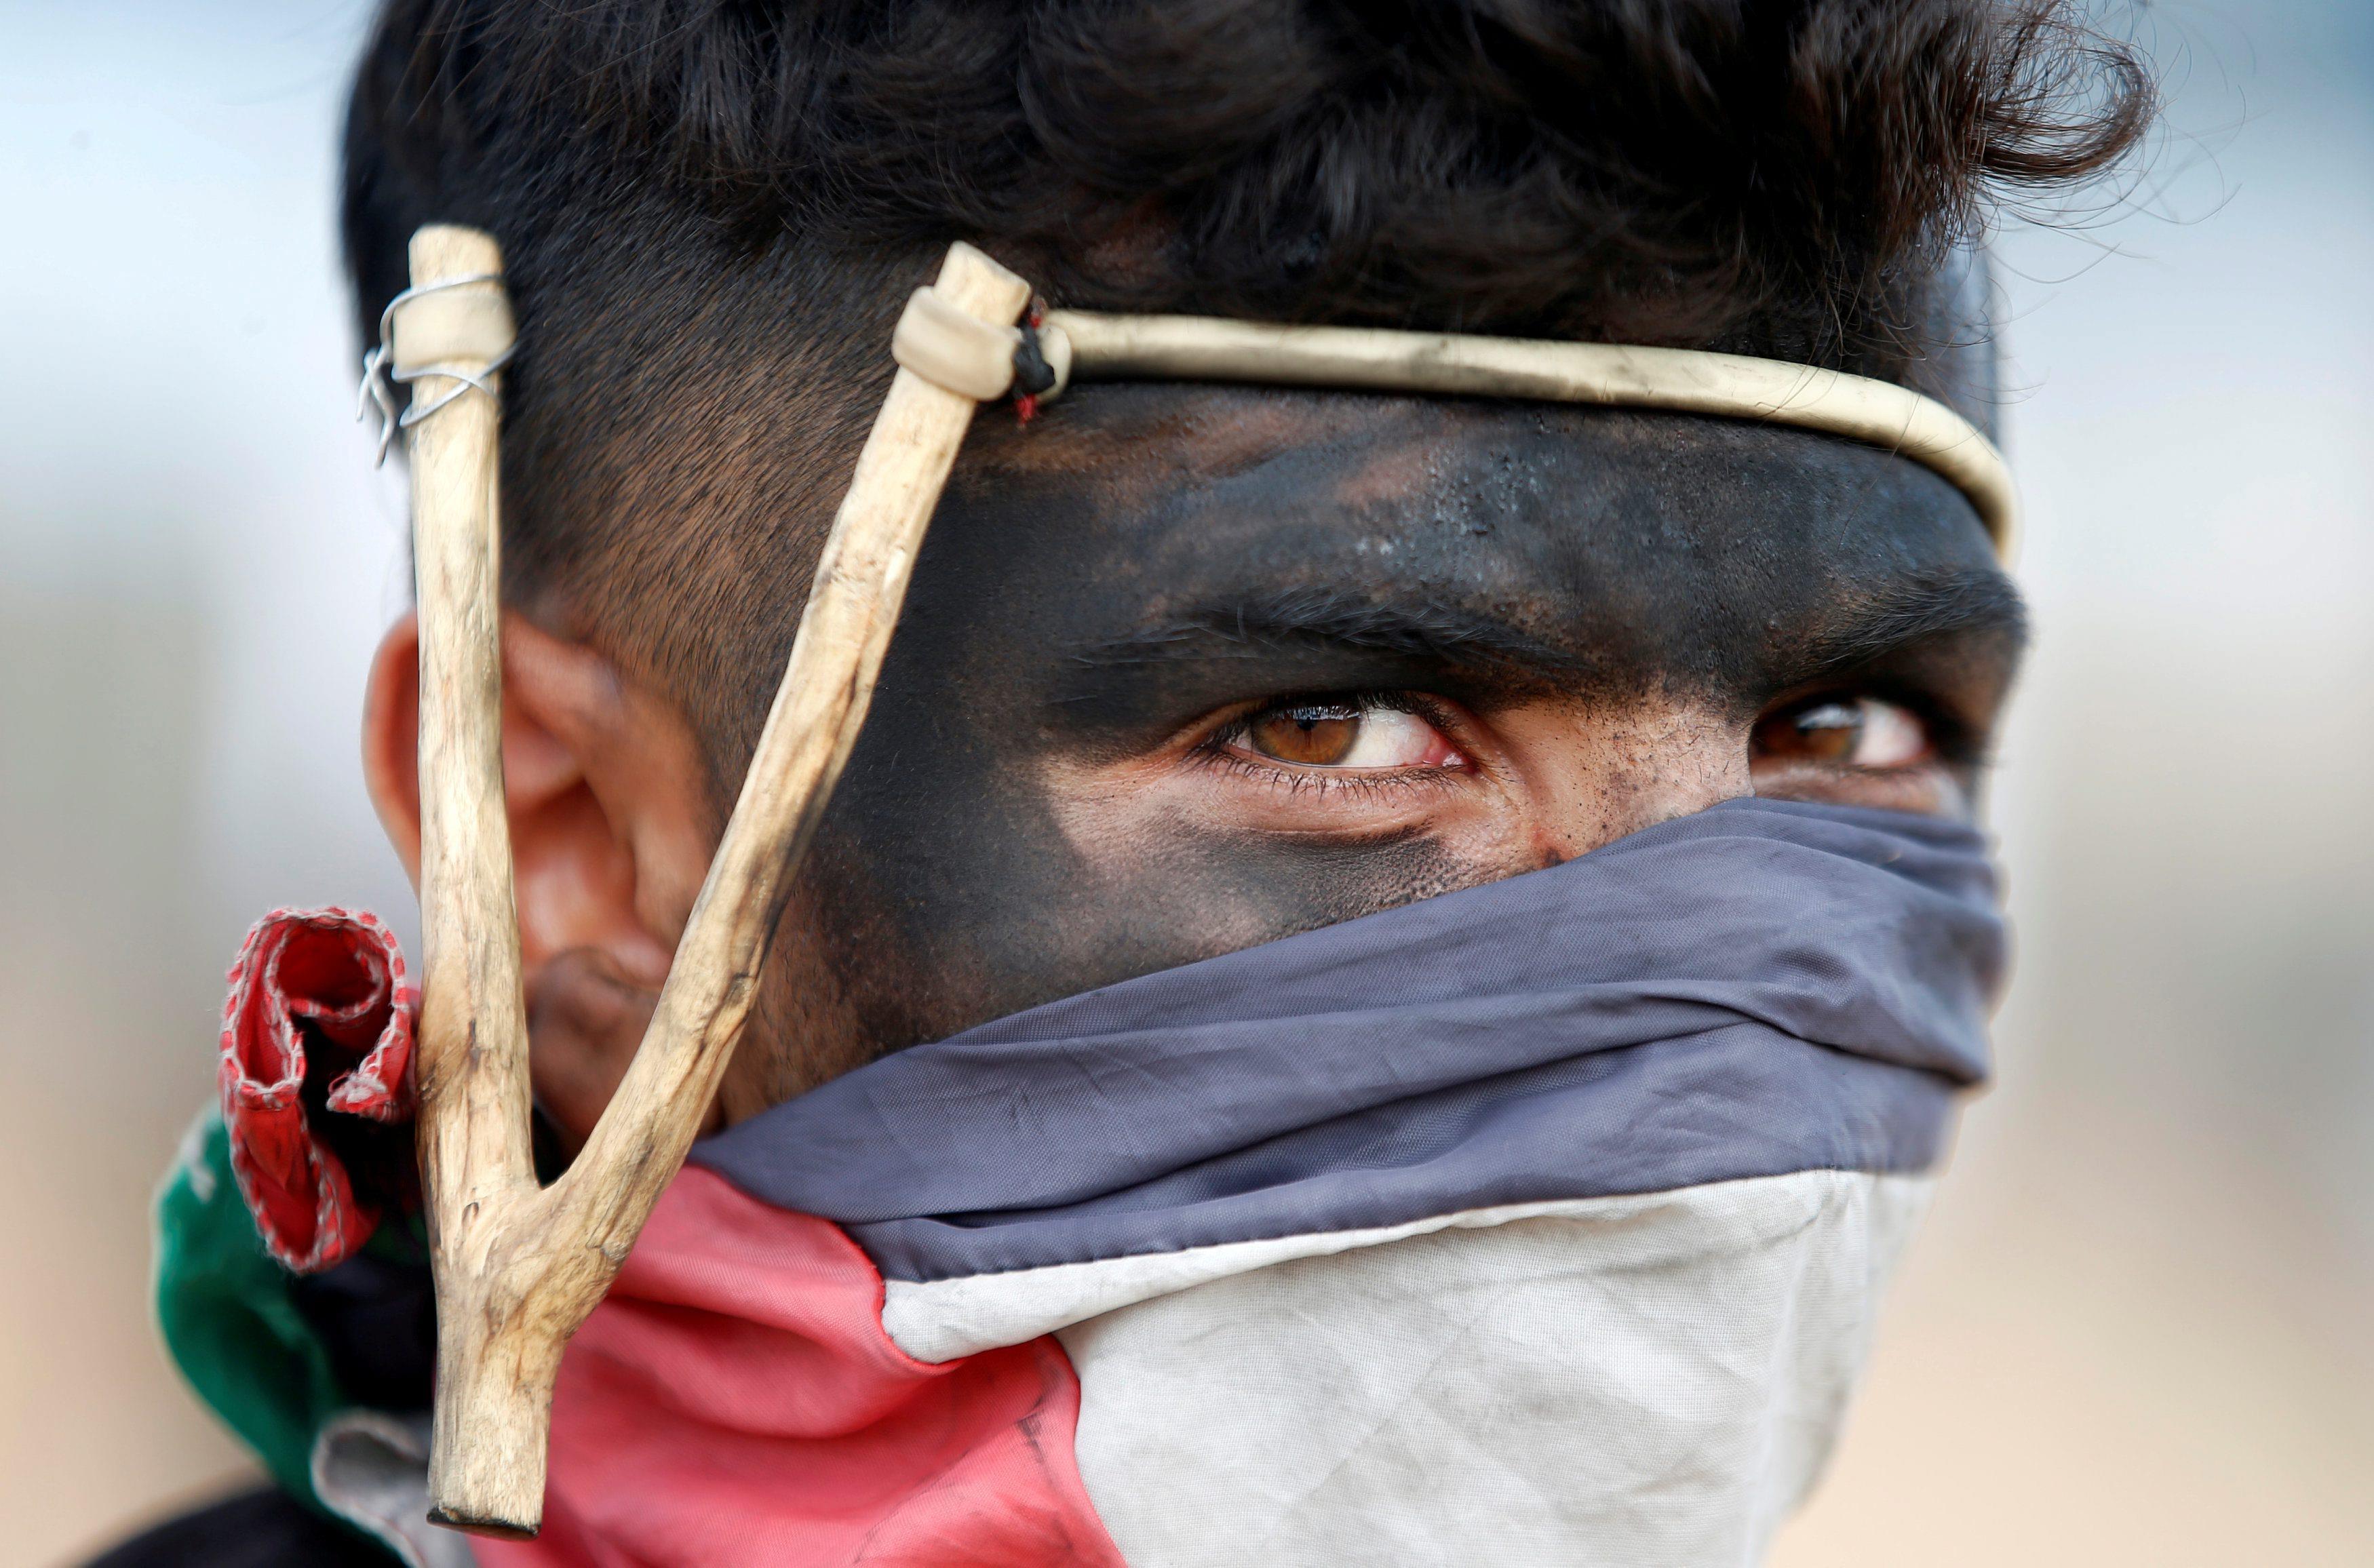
[1066,586,1578,676]
[1791,566,2029,682]
[1050,567,2025,729]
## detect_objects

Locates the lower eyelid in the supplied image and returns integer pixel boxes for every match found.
[1201,749,1467,798]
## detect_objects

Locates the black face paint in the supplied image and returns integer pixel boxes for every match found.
[781,384,2023,1070]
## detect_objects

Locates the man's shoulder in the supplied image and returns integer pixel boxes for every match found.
[81,1487,394,1568]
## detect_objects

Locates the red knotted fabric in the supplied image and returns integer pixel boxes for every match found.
[218,907,419,1273]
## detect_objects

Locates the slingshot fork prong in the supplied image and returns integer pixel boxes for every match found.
[405,234,1035,1536]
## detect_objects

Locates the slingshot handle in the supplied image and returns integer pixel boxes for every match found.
[399,224,544,1537]
[410,235,1032,1537]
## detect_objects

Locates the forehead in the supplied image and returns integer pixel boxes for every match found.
[933,384,2003,693]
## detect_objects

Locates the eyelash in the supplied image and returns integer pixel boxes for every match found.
[1192,692,1467,798]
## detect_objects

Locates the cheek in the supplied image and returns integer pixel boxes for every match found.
[1036,751,1544,939]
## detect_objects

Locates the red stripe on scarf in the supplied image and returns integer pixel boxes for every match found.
[477,1167,1125,1568]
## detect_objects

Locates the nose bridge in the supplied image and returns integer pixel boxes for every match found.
[1504,694,1753,863]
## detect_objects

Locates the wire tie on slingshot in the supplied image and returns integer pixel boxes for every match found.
[359,272,519,465]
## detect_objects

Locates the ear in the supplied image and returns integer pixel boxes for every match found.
[362,612,718,1150]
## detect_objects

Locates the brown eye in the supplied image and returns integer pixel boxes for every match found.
[1247,703,1363,765]
[1759,699,1865,763]
[1752,695,1930,770]
[1230,699,1467,771]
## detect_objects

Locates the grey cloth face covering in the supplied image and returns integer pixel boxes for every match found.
[695,796,2006,1283]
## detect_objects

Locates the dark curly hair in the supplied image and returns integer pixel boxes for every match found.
[342,0,2149,766]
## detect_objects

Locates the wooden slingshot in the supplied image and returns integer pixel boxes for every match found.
[393,226,1034,1536]
[391,217,2015,1537]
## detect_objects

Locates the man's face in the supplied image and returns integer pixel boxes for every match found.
[731,385,2023,1110]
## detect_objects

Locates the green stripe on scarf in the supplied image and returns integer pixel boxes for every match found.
[153,1110,359,1518]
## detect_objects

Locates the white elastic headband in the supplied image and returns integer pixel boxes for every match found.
[1043,313,2017,557]
[892,289,2017,557]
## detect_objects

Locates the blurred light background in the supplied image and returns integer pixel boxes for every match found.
[1,1,2367,1563]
